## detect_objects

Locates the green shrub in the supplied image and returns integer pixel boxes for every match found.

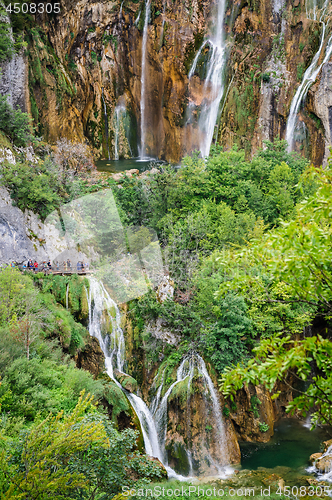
[0,95,34,146]
[0,11,14,62]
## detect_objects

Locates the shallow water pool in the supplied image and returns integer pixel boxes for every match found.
[240,418,331,470]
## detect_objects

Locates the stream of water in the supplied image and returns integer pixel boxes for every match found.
[113,104,126,161]
[140,0,151,160]
[285,0,332,152]
[101,88,111,161]
[85,277,230,479]
[188,0,227,158]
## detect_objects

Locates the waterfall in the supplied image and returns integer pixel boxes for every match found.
[66,283,69,310]
[114,104,126,160]
[188,0,227,158]
[139,0,151,160]
[85,278,185,479]
[86,278,230,478]
[101,87,111,160]
[159,0,167,46]
[152,353,230,475]
[286,0,332,152]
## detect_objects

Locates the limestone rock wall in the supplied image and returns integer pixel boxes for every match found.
[20,0,332,164]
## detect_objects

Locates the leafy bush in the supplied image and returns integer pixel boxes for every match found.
[203,294,255,372]
[0,95,34,146]
[0,11,14,62]
[0,159,61,220]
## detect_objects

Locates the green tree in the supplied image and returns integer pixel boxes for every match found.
[0,12,14,62]
[204,294,255,372]
[68,415,165,499]
[219,334,332,428]
[0,393,108,499]
[1,160,61,220]
[0,96,33,147]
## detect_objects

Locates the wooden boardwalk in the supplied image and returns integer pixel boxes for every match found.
[23,269,93,276]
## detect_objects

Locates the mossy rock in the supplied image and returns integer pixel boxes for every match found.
[114,369,138,393]
[103,378,131,417]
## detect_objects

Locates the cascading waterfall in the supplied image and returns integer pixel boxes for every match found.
[86,278,230,478]
[101,87,111,160]
[85,278,185,479]
[307,444,332,482]
[139,0,151,160]
[286,0,332,152]
[188,0,227,158]
[152,353,230,475]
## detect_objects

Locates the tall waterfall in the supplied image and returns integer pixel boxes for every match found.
[139,0,151,160]
[114,104,126,160]
[101,87,111,160]
[285,0,332,152]
[188,0,227,158]
[86,278,231,477]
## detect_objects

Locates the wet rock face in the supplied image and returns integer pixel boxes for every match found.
[229,384,275,443]
[75,336,105,377]
[114,368,139,393]
[0,50,30,113]
[165,374,240,476]
[310,439,332,474]
[0,187,46,265]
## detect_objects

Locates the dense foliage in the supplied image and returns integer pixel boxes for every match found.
[217,164,332,427]
[0,268,164,498]
[0,95,33,147]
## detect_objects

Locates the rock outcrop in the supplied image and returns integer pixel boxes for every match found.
[0,186,46,265]
[310,439,332,474]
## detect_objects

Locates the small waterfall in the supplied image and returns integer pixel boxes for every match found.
[286,0,332,152]
[307,444,332,482]
[152,353,229,475]
[188,0,227,158]
[86,278,230,478]
[66,283,69,310]
[114,104,126,160]
[159,0,167,46]
[101,87,111,160]
[153,357,195,463]
[139,0,151,160]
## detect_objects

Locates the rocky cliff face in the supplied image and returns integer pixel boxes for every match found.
[0,185,46,265]
[17,0,331,164]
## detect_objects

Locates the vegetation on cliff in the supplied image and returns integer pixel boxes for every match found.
[0,268,164,498]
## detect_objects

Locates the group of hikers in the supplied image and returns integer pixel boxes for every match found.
[19,259,89,273]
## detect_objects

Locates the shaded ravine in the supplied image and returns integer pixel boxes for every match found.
[85,277,232,478]
[286,0,332,152]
